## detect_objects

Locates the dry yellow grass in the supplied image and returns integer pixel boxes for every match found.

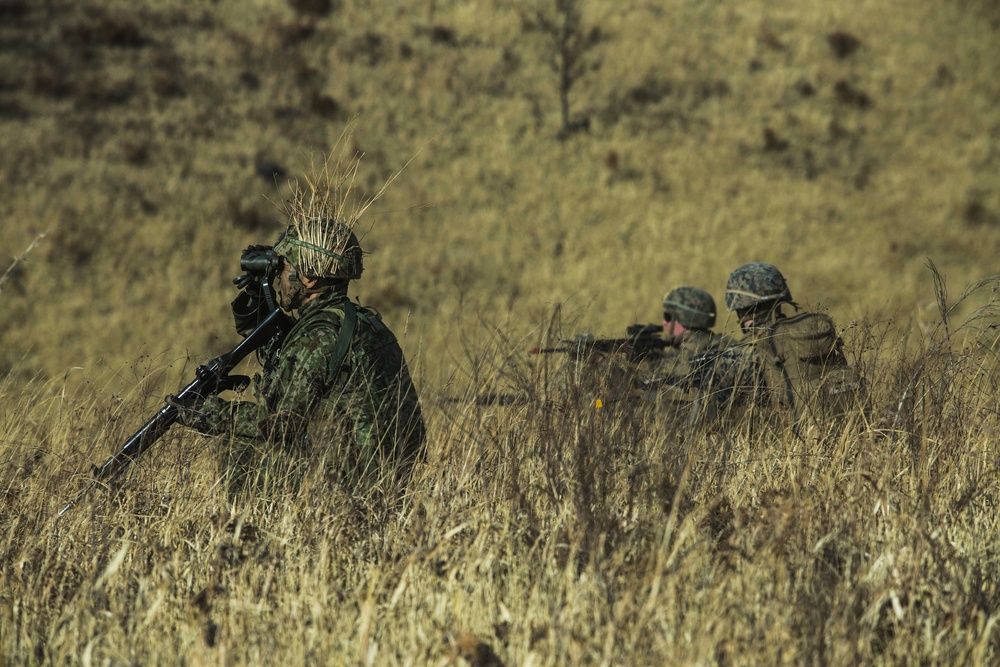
[2,0,1000,664]
[4,301,1000,664]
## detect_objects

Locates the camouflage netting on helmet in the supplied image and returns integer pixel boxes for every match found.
[663,286,717,329]
[274,218,364,280]
[724,262,792,312]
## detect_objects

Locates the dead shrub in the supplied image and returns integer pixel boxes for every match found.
[61,11,147,49]
[287,0,335,17]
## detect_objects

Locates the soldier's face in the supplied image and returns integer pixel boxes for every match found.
[663,312,689,338]
[737,307,761,333]
[275,259,295,309]
[275,259,319,311]
[663,319,680,337]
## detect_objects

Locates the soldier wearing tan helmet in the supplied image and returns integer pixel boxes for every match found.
[718,262,860,424]
[172,216,426,496]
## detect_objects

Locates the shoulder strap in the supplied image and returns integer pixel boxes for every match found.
[764,320,799,417]
[327,299,358,378]
[284,299,359,379]
[770,311,834,337]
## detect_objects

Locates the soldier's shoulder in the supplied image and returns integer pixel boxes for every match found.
[285,307,348,349]
[707,340,757,363]
[648,344,683,359]
[682,330,735,353]
[299,303,350,332]
[771,310,838,339]
[713,333,739,349]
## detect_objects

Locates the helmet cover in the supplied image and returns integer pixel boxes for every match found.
[724,262,792,312]
[274,217,363,280]
[663,286,717,329]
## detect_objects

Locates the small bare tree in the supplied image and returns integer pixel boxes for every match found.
[531,0,603,140]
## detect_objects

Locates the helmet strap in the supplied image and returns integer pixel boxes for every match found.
[285,266,348,309]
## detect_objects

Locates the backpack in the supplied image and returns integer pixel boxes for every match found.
[757,312,861,423]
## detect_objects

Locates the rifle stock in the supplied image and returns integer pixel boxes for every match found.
[58,307,291,517]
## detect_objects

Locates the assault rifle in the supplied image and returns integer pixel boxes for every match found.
[58,308,291,516]
[58,245,292,517]
[530,324,674,363]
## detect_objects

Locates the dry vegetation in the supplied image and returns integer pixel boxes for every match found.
[4,293,1000,665]
[3,0,1000,664]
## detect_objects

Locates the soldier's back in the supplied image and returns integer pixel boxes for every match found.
[754,310,861,424]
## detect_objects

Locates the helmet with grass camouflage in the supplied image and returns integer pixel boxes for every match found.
[273,217,363,280]
[724,262,792,312]
[663,286,717,330]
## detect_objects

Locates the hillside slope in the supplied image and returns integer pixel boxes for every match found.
[1,0,998,389]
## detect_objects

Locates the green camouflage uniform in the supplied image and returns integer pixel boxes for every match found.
[180,289,425,493]
[649,330,733,378]
[639,286,735,406]
[642,330,738,407]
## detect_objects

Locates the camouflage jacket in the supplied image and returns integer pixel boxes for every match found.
[637,330,736,399]
[181,290,426,484]
[692,339,763,408]
[645,330,735,380]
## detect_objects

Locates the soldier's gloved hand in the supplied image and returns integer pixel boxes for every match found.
[166,393,206,427]
[209,374,250,394]
[231,280,277,337]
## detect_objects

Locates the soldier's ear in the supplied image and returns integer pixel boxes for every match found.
[300,275,319,289]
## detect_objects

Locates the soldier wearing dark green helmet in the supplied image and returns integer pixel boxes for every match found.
[659,286,733,369]
[663,286,716,333]
[640,286,735,408]
[716,262,860,425]
[173,217,426,496]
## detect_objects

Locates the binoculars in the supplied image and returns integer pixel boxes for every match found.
[237,245,283,283]
[232,245,283,335]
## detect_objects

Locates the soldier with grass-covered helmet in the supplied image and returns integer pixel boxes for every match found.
[172,215,426,496]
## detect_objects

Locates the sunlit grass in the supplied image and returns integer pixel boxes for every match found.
[3,289,1000,664]
[3,0,1000,663]
[3,0,1000,391]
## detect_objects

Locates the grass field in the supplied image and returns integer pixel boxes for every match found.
[2,0,1000,664]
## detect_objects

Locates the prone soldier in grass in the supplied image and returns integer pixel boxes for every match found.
[651,286,734,377]
[171,215,426,495]
[637,286,736,410]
